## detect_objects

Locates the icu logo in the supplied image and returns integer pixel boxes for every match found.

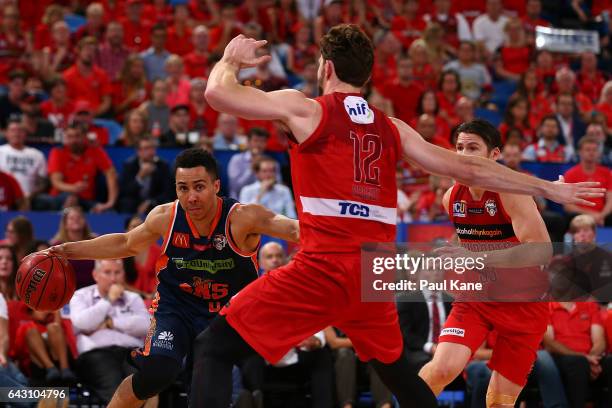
[172,233,190,248]
[158,331,174,341]
[339,202,370,218]
[484,199,497,216]
[212,234,227,250]
[453,201,466,218]
[440,328,465,337]
[343,96,374,124]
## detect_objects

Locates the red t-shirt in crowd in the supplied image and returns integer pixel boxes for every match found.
[391,15,426,49]
[549,302,602,354]
[183,52,209,79]
[596,102,612,128]
[0,171,23,210]
[119,18,152,52]
[167,26,193,56]
[380,80,424,124]
[47,146,113,200]
[40,99,75,129]
[499,46,531,75]
[63,65,112,112]
[563,164,612,212]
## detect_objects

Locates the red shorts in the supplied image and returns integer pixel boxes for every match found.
[439,302,548,386]
[221,252,403,364]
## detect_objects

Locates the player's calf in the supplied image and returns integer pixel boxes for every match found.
[485,390,517,408]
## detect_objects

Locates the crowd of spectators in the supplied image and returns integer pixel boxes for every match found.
[0,0,611,406]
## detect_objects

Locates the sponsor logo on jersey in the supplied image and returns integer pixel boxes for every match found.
[484,199,497,216]
[172,257,235,274]
[453,201,467,217]
[212,234,227,250]
[468,207,484,215]
[338,201,370,218]
[343,96,374,124]
[172,232,190,248]
[456,227,503,238]
[440,327,465,337]
[153,330,174,350]
[179,277,229,301]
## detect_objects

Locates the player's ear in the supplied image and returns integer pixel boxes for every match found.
[214,179,220,194]
[325,60,334,80]
[490,147,501,161]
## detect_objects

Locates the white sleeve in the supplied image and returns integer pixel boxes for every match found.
[36,150,47,177]
[0,293,7,320]
[472,17,486,42]
[314,330,326,348]
[456,13,473,41]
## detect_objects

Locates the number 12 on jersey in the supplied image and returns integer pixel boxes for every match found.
[350,132,382,186]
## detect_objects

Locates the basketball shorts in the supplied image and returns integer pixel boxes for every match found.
[439,302,549,386]
[221,252,404,364]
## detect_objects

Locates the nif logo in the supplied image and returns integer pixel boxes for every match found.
[339,202,370,218]
[343,96,374,124]
[25,268,46,305]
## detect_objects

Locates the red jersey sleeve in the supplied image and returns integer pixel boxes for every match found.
[92,147,113,172]
[47,148,64,174]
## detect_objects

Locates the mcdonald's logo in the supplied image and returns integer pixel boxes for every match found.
[172,233,190,248]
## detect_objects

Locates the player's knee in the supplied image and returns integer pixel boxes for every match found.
[485,390,517,408]
[131,355,182,400]
[424,361,460,386]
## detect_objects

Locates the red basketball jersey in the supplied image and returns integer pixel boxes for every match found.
[289,92,401,253]
[448,184,519,244]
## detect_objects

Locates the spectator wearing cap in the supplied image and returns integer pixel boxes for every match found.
[189,78,218,136]
[212,113,247,151]
[118,136,173,214]
[227,127,281,199]
[0,70,26,129]
[95,21,130,82]
[19,91,55,144]
[183,25,210,79]
[522,115,573,163]
[40,77,75,132]
[563,136,612,226]
[63,37,112,117]
[71,100,110,146]
[43,122,118,212]
[139,79,171,137]
[164,55,191,107]
[167,4,193,56]
[73,2,106,44]
[160,104,199,147]
[0,119,47,207]
[35,20,75,82]
[140,23,170,82]
[119,0,153,52]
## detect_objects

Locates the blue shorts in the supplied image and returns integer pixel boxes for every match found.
[136,296,212,366]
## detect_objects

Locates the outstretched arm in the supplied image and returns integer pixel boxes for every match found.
[205,35,320,143]
[231,203,299,249]
[392,118,605,207]
[46,204,171,260]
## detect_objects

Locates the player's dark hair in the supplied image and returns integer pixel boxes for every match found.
[320,24,373,88]
[174,148,219,180]
[454,119,502,151]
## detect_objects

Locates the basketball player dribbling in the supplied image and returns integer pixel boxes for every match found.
[189,24,604,407]
[44,149,299,407]
[417,120,551,408]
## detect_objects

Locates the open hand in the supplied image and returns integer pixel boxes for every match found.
[549,175,605,207]
[221,35,271,69]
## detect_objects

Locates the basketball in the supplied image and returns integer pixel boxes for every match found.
[15,253,76,312]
